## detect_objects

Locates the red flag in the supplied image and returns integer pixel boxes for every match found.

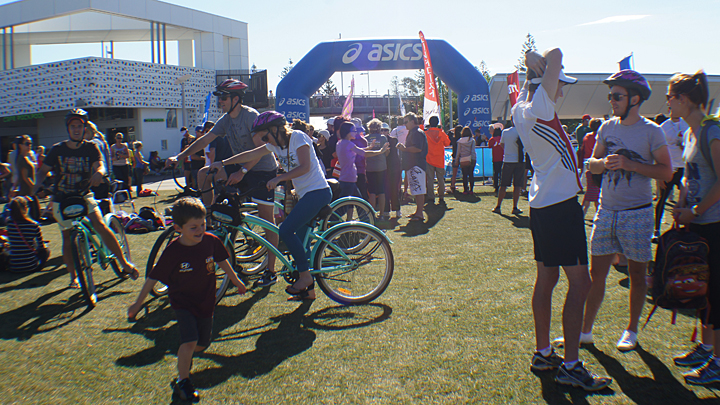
[419,31,439,126]
[373,109,375,118]
[507,71,520,107]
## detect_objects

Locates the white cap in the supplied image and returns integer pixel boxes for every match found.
[327,118,335,125]
[530,68,578,85]
[318,129,330,140]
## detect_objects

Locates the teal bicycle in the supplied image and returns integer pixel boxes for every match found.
[60,191,133,307]
[146,179,393,305]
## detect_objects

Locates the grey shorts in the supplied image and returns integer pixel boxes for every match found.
[175,309,213,347]
[590,205,653,262]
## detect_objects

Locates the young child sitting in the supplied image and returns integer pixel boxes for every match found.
[127,197,246,402]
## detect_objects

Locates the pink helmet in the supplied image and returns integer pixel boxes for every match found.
[251,111,286,133]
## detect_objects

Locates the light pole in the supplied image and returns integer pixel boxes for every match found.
[173,74,192,127]
[360,72,370,97]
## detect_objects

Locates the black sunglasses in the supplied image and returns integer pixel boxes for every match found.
[23,142,32,146]
[608,93,628,102]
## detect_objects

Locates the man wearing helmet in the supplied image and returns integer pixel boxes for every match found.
[34,109,139,287]
[167,79,279,285]
[515,48,612,391]
[580,70,672,352]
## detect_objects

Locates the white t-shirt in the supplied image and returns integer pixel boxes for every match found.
[660,118,689,170]
[264,130,329,199]
[511,85,582,208]
[390,125,409,144]
[500,127,522,163]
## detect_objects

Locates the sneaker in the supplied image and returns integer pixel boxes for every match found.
[492,206,501,214]
[552,333,593,348]
[674,344,714,367]
[395,210,402,218]
[555,362,612,391]
[617,330,638,352]
[254,272,277,288]
[684,359,720,385]
[530,349,564,371]
[173,378,199,402]
[512,208,523,215]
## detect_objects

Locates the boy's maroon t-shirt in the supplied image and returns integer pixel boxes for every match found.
[148,232,229,318]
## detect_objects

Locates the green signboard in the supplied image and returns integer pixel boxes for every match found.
[3,113,45,123]
[143,118,165,122]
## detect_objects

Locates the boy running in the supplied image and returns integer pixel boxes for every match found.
[128,197,246,402]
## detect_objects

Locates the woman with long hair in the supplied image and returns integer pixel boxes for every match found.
[456,126,477,194]
[667,71,720,385]
[14,135,41,218]
[6,196,48,273]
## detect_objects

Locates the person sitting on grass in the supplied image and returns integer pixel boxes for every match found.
[127,197,246,402]
[6,196,49,273]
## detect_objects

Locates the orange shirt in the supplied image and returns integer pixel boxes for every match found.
[425,127,451,168]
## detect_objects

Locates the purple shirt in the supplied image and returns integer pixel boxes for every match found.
[352,135,368,174]
[337,139,366,182]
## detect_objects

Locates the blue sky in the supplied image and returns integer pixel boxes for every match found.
[3,0,719,96]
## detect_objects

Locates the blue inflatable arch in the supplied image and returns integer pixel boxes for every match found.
[276,38,491,131]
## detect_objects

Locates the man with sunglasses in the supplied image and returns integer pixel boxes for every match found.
[580,70,672,353]
[515,48,612,391]
[167,79,279,287]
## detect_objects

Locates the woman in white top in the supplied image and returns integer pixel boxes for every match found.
[214,111,330,300]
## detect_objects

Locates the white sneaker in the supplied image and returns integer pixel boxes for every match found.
[617,330,638,351]
[552,333,593,348]
[395,210,402,218]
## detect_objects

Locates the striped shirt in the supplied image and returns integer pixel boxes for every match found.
[6,219,42,272]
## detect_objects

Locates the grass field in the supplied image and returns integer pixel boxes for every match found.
[1,180,719,404]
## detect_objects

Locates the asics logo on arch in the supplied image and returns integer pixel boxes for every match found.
[342,42,423,64]
[278,98,285,107]
[343,43,363,64]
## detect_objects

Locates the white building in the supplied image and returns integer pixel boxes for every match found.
[0,0,265,159]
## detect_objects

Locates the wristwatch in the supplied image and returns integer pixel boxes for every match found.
[240,166,248,174]
[691,205,700,217]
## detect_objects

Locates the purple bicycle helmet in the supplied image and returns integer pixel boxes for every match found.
[603,70,652,100]
[251,111,286,133]
[213,79,248,97]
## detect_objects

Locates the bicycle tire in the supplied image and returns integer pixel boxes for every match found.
[232,224,269,275]
[107,215,131,279]
[314,225,393,305]
[214,239,237,305]
[146,227,178,297]
[320,199,375,231]
[71,229,97,307]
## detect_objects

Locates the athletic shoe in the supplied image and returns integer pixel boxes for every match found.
[530,349,564,371]
[173,378,199,402]
[674,345,714,367]
[617,330,638,352]
[395,210,402,218]
[492,206,501,214]
[254,272,277,288]
[684,359,720,385]
[552,333,593,348]
[512,208,523,215]
[555,362,612,391]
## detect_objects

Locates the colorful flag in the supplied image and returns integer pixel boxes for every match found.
[341,77,355,119]
[619,53,632,70]
[202,91,212,123]
[399,92,406,116]
[419,31,439,126]
[372,109,376,118]
[507,71,520,107]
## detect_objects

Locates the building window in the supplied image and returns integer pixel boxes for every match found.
[161,140,168,150]
[166,109,177,128]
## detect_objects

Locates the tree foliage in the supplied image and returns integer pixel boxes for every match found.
[321,79,336,96]
[477,61,491,83]
[515,33,537,72]
[279,58,293,79]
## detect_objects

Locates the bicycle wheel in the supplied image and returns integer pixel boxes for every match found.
[320,199,375,231]
[214,239,237,305]
[107,214,131,279]
[314,225,393,305]
[71,230,97,307]
[146,227,179,297]
[233,224,269,275]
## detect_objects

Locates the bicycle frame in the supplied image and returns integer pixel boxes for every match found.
[71,216,116,268]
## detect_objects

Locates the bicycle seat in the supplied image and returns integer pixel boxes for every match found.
[327,178,341,201]
[315,205,333,221]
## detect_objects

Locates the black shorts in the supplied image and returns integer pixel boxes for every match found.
[529,197,588,267]
[237,169,277,206]
[366,171,386,195]
[175,309,213,347]
[500,162,525,188]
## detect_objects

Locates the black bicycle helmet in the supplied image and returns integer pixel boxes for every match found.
[603,70,652,100]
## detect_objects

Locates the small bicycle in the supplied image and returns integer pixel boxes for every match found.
[59,189,133,307]
[146,176,394,305]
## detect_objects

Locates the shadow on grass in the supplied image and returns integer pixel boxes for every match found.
[0,276,126,341]
[105,287,271,368]
[493,212,529,229]
[0,259,66,290]
[304,303,392,331]
[531,368,615,404]
[394,203,448,237]
[585,345,719,404]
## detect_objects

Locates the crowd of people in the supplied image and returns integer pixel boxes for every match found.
[3,48,720,400]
